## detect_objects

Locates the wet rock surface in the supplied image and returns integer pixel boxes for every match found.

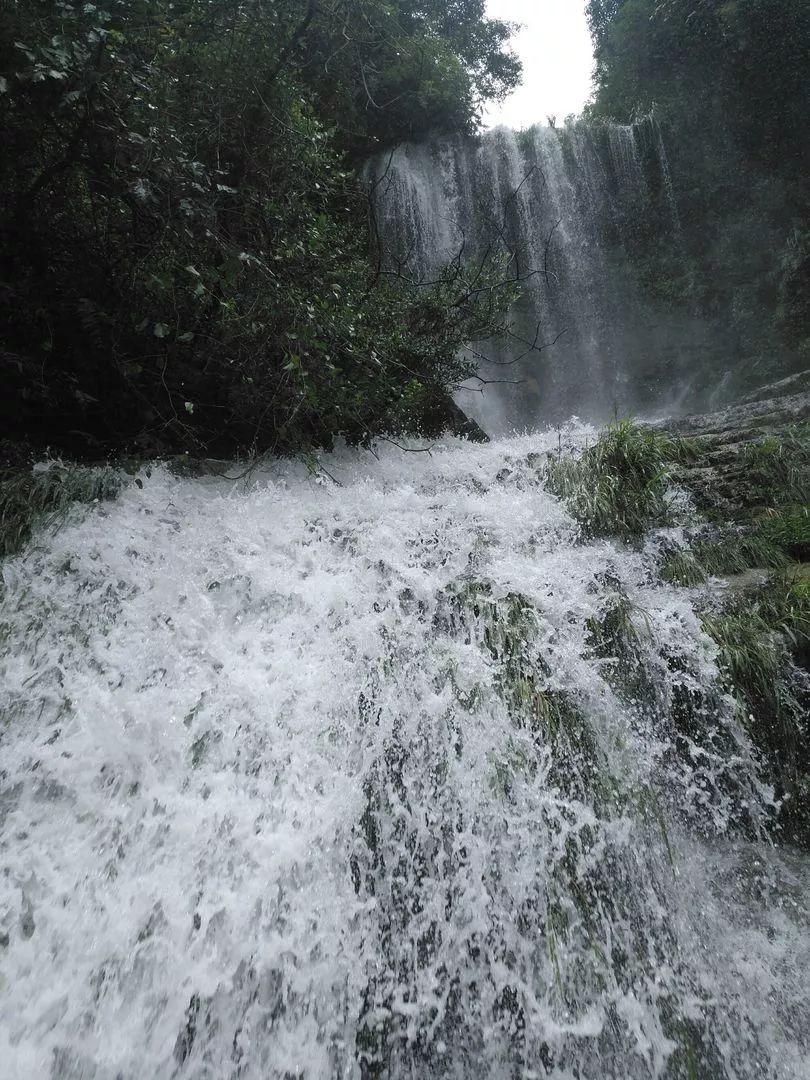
[659,371,810,518]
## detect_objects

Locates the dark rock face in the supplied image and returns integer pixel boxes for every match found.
[667,370,810,440]
[659,372,810,518]
[417,396,490,443]
[737,369,810,406]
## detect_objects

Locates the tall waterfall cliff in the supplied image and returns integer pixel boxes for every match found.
[369,120,719,433]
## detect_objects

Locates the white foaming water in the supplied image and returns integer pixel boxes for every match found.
[1,432,808,1079]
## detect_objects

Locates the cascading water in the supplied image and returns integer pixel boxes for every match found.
[1,435,808,1079]
[368,120,717,433]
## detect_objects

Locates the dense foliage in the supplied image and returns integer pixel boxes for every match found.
[0,0,520,456]
[585,0,810,384]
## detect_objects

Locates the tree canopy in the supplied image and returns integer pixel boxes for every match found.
[0,0,521,457]
[587,0,810,172]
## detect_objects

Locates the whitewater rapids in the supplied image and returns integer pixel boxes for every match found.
[0,431,808,1079]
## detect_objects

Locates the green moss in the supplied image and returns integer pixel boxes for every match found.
[0,465,123,560]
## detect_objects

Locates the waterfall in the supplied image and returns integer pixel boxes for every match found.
[1,436,808,1079]
[368,121,712,434]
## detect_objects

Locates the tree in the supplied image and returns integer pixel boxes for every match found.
[0,0,521,455]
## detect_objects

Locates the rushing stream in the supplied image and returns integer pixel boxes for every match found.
[1,432,808,1078]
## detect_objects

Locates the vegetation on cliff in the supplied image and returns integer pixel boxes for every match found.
[585,0,810,387]
[543,410,810,843]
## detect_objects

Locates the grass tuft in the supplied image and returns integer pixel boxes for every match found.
[694,529,789,576]
[662,524,792,587]
[543,420,680,540]
[758,505,810,560]
[739,425,810,504]
[700,576,810,842]
[0,465,123,560]
[661,550,707,587]
[701,608,783,705]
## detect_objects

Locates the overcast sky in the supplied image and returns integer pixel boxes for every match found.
[483,0,595,129]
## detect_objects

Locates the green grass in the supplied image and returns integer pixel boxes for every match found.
[699,576,810,842]
[739,425,810,504]
[701,607,784,705]
[695,529,788,576]
[758,505,810,560]
[439,578,606,803]
[585,585,660,707]
[0,464,123,560]
[659,426,809,594]
[654,421,810,844]
[661,524,794,586]
[700,575,809,711]
[759,573,810,649]
[660,550,707,587]
[543,420,689,540]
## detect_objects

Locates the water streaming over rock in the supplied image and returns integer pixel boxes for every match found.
[368,121,716,433]
[1,437,808,1079]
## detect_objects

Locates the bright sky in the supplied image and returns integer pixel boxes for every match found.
[483,0,595,129]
